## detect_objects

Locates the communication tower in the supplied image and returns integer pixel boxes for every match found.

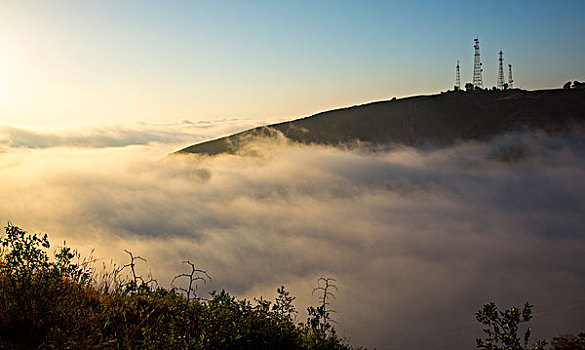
[472,38,483,88]
[508,64,514,89]
[455,60,461,89]
[497,51,505,89]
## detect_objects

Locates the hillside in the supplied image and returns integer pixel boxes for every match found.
[176,88,585,155]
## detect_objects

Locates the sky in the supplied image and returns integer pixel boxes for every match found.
[0,0,584,127]
[1,2,585,349]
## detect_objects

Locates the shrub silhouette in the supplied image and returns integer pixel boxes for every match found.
[475,302,547,350]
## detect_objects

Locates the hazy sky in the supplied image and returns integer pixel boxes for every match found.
[1,0,584,127]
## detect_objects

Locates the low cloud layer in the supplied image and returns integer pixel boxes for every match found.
[1,126,584,349]
[0,118,269,150]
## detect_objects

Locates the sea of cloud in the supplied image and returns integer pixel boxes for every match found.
[0,121,584,349]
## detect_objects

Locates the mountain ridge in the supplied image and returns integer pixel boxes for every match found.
[175,88,585,155]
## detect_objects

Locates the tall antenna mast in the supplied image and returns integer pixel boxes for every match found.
[455,60,461,89]
[472,38,483,88]
[508,64,514,89]
[497,51,505,89]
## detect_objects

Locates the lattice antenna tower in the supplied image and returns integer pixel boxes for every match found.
[497,51,505,89]
[455,60,461,89]
[508,64,514,89]
[472,38,483,88]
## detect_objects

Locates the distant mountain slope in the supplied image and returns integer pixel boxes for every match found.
[176,89,585,155]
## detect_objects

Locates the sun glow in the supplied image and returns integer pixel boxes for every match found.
[0,63,5,105]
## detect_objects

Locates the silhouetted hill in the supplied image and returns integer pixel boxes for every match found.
[176,89,585,155]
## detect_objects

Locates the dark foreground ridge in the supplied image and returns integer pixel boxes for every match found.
[176,89,585,155]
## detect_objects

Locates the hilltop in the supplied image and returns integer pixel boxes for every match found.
[176,88,585,155]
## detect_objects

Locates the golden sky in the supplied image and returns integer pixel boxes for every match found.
[1,1,583,127]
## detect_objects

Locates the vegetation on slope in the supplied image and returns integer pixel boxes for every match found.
[1,224,582,350]
[0,224,356,350]
[176,89,585,156]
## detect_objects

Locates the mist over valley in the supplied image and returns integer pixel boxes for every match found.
[1,92,584,348]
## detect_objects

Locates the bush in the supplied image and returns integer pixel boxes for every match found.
[475,302,547,350]
[0,224,355,349]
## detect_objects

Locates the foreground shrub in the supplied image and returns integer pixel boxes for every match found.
[475,302,547,350]
[0,224,355,349]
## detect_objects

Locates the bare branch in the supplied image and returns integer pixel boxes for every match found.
[172,259,211,302]
[117,249,153,294]
[308,276,339,334]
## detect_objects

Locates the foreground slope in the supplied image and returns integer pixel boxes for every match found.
[176,89,585,155]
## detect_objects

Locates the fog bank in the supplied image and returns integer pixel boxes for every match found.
[1,127,584,349]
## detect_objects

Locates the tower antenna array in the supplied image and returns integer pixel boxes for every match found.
[497,51,505,89]
[455,60,461,89]
[472,38,483,88]
[508,64,514,89]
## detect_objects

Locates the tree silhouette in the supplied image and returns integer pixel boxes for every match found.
[117,249,157,294]
[171,259,211,301]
